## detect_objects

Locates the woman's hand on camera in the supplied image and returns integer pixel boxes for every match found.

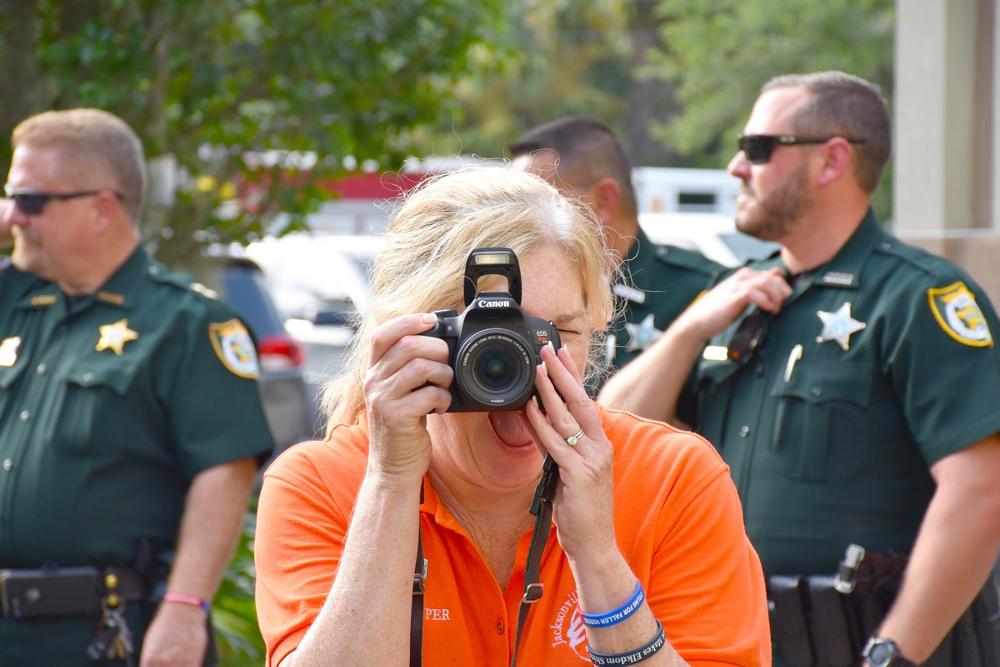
[363,313,453,484]
[524,344,616,563]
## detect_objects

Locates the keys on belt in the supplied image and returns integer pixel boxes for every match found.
[86,573,136,665]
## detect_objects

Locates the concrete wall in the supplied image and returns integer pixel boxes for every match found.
[895,0,978,232]
[895,0,1000,310]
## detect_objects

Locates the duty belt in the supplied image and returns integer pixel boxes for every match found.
[0,565,147,619]
[768,544,1000,667]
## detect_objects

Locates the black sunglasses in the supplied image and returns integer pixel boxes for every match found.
[737,133,865,165]
[3,186,123,216]
[727,309,769,362]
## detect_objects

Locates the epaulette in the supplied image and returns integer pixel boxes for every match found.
[145,262,215,298]
[145,262,189,289]
[872,236,965,282]
[653,244,725,276]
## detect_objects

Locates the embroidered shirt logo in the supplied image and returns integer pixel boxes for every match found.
[927,281,993,347]
[550,591,589,662]
[209,319,260,379]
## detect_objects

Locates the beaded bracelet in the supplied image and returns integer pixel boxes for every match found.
[582,581,645,628]
[588,621,666,665]
[162,591,211,613]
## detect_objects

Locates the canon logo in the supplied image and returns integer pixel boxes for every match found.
[478,299,511,308]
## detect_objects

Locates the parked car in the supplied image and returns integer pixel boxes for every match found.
[638,212,778,267]
[245,233,382,389]
[180,251,319,454]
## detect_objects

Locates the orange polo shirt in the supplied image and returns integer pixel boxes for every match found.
[255,407,771,666]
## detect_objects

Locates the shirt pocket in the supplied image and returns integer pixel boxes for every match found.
[769,360,873,482]
[44,363,136,455]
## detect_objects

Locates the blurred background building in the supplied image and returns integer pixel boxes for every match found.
[895,0,1000,306]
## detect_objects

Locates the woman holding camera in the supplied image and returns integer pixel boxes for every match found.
[254,168,770,666]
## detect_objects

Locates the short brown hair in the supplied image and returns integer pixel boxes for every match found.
[12,108,146,220]
[509,117,637,217]
[763,71,891,192]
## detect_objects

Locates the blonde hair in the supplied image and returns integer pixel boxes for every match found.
[12,108,146,221]
[322,167,616,427]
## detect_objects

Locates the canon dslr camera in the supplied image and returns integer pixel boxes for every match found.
[422,247,561,412]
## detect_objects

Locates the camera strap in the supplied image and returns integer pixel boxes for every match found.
[513,454,560,667]
[411,488,427,667]
[408,457,559,667]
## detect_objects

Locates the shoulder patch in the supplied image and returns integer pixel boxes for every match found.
[209,319,260,378]
[927,281,993,347]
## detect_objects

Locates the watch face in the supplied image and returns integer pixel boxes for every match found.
[868,643,892,664]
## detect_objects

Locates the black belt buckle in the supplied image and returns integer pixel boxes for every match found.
[0,567,101,618]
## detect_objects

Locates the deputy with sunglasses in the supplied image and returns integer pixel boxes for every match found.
[509,117,723,394]
[600,71,1000,666]
[0,109,274,666]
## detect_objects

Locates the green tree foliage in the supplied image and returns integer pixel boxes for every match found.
[0,3,505,662]
[646,0,895,214]
[0,0,506,263]
[417,0,640,160]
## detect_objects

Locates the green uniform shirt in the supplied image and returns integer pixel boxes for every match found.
[593,228,722,394]
[0,247,273,665]
[687,211,1000,576]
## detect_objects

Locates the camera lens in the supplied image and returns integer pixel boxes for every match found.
[476,348,516,390]
[456,330,534,408]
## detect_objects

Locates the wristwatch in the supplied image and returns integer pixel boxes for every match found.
[862,636,916,666]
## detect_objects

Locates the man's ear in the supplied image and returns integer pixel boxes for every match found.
[816,138,854,187]
[92,190,121,233]
[586,177,621,225]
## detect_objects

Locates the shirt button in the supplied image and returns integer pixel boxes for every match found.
[18,410,30,422]
[2,458,12,472]
[739,425,751,438]
[82,372,95,383]
[810,386,823,398]
[36,363,47,375]
[496,620,505,634]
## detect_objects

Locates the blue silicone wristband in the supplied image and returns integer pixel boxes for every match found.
[581,581,645,628]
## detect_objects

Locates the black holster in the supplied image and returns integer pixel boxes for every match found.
[769,544,1000,666]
